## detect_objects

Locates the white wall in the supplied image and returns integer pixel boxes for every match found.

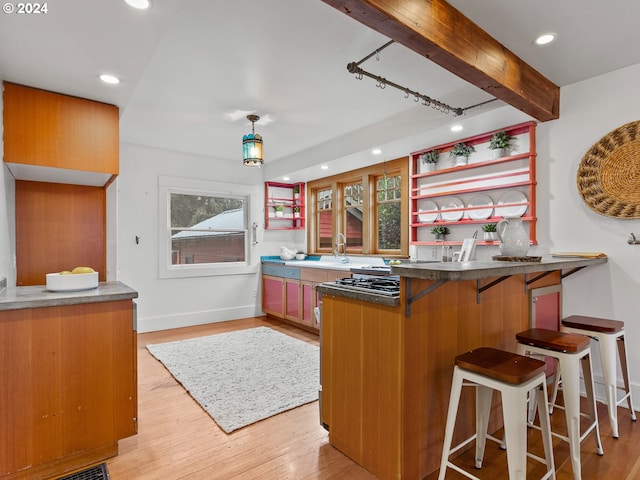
[116,143,306,332]
[538,63,640,401]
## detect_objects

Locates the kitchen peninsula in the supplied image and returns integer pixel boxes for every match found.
[318,256,607,480]
[0,281,138,480]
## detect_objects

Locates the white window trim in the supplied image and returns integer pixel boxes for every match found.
[158,176,260,278]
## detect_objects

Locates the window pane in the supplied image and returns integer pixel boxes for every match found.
[318,210,333,249]
[170,193,245,265]
[344,182,363,251]
[378,203,400,249]
[377,174,401,251]
[316,188,333,249]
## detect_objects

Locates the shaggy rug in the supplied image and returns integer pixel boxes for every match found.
[146,327,319,433]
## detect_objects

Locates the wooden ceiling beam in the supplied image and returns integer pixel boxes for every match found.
[322,0,560,121]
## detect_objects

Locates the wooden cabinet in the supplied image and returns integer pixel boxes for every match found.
[15,181,107,286]
[410,121,537,246]
[0,297,137,480]
[320,270,562,479]
[3,82,119,186]
[265,181,305,230]
[262,263,350,332]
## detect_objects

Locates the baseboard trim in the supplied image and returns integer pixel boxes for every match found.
[137,305,263,333]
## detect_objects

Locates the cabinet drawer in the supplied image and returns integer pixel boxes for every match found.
[262,264,300,279]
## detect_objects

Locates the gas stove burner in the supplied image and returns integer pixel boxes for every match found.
[332,277,400,296]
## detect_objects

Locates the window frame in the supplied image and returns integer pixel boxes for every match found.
[158,176,259,278]
[306,157,408,257]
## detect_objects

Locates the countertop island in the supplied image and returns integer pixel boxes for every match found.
[0,281,139,480]
[319,255,607,479]
[0,280,138,310]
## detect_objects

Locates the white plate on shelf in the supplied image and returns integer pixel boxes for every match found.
[440,197,464,222]
[418,200,439,222]
[496,191,528,217]
[467,194,494,220]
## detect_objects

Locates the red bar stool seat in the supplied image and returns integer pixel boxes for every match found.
[560,315,637,438]
[438,347,555,480]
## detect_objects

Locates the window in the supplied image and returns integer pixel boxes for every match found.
[159,176,259,278]
[376,174,402,251]
[307,157,408,257]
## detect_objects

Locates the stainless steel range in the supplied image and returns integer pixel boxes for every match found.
[331,276,400,297]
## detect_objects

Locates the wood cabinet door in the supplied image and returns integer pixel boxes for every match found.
[284,278,301,321]
[3,82,119,174]
[16,181,106,286]
[262,275,285,317]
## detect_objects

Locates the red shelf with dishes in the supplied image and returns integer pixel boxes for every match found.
[410,121,537,246]
[265,181,305,230]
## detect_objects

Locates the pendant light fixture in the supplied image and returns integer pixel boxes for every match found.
[243,114,264,167]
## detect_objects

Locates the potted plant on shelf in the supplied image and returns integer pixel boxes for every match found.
[488,130,515,159]
[431,225,450,241]
[482,223,498,241]
[450,142,475,166]
[293,205,300,218]
[273,204,285,217]
[293,184,300,199]
[419,149,440,172]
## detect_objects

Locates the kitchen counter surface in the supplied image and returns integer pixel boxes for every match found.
[390,255,607,281]
[316,283,400,306]
[0,281,138,311]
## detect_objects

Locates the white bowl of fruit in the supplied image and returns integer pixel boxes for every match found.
[46,267,98,291]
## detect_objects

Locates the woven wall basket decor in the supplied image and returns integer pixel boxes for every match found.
[577,120,640,218]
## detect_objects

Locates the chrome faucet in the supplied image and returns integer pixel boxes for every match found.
[335,232,348,263]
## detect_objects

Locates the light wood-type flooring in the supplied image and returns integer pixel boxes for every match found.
[106,317,640,480]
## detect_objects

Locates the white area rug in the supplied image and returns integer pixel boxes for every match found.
[146,327,319,433]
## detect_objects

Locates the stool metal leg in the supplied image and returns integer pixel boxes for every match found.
[535,382,556,479]
[599,333,621,437]
[557,354,583,480]
[439,366,464,480]
[501,386,529,479]
[580,354,604,455]
[618,336,637,422]
[475,385,493,469]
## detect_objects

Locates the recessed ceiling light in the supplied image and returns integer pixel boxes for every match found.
[534,33,556,46]
[98,73,121,85]
[321,165,329,170]
[451,124,463,132]
[371,148,382,155]
[124,0,151,9]
[282,176,290,181]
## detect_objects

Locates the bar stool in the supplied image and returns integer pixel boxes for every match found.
[516,329,603,480]
[438,347,555,480]
[560,315,637,438]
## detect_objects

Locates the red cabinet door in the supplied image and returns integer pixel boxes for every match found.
[285,278,301,321]
[262,275,284,317]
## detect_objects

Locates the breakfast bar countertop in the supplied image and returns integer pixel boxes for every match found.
[390,255,607,281]
[0,281,138,311]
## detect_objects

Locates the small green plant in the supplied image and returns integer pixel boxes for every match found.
[450,142,475,159]
[273,204,285,212]
[419,149,440,164]
[431,225,450,235]
[489,131,515,150]
[293,184,300,195]
[482,223,497,232]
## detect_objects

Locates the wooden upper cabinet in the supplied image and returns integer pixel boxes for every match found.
[3,82,119,185]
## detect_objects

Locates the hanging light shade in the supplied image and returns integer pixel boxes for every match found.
[243,114,264,167]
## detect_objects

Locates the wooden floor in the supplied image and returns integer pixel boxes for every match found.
[106,317,640,480]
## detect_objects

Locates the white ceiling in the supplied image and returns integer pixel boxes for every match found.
[1,0,640,180]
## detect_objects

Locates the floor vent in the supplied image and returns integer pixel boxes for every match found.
[57,463,110,480]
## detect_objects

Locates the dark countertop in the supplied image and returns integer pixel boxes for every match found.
[390,255,607,281]
[0,281,138,311]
